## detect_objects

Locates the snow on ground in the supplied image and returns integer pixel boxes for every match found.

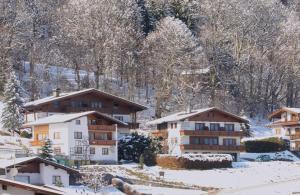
[145,161,300,189]
[240,150,299,161]
[219,178,300,195]
[52,185,124,195]
[131,185,206,195]
[103,161,300,191]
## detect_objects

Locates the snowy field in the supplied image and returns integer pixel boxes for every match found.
[93,159,300,195]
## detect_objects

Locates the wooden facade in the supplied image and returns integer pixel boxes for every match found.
[188,109,246,123]
[31,125,49,146]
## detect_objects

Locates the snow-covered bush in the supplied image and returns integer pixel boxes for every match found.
[156,154,233,169]
[118,132,162,166]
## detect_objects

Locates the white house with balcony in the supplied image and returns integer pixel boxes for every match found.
[148,107,248,161]
[23,111,128,163]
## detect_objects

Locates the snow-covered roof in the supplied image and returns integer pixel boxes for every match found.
[268,107,300,119]
[0,156,79,174]
[23,111,127,126]
[0,178,64,195]
[0,156,36,168]
[147,107,248,125]
[283,107,300,114]
[24,88,147,110]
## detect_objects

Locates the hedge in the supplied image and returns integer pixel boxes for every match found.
[156,154,232,170]
[244,137,288,153]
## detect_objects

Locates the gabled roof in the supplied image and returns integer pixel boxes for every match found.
[147,107,248,125]
[268,107,300,119]
[24,88,147,111]
[0,178,64,195]
[0,156,78,174]
[23,111,127,127]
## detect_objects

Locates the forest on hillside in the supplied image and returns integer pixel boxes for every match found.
[1,0,300,118]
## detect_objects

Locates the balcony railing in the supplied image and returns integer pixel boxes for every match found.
[88,125,116,132]
[290,134,300,140]
[151,130,168,138]
[89,140,116,145]
[180,144,245,151]
[180,130,243,137]
[30,140,45,146]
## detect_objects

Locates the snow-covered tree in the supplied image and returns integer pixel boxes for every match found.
[40,139,55,161]
[1,70,24,135]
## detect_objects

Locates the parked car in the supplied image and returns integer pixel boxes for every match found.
[256,155,272,162]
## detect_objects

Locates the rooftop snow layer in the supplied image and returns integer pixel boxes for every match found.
[24,88,147,110]
[23,111,127,126]
[147,107,247,125]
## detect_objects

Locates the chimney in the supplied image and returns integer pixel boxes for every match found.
[53,88,61,97]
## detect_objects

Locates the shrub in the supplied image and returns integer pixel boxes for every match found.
[156,154,232,170]
[244,137,287,153]
[20,131,32,138]
[118,133,162,166]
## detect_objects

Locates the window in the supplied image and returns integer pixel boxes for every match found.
[113,102,119,109]
[74,147,83,154]
[90,119,97,125]
[2,185,7,190]
[75,120,81,125]
[74,132,82,139]
[91,101,102,108]
[170,123,173,129]
[53,147,61,154]
[53,101,60,108]
[195,123,205,131]
[37,133,48,141]
[71,101,83,108]
[52,176,61,185]
[174,123,177,128]
[224,124,234,131]
[204,137,218,145]
[102,148,109,155]
[114,116,124,121]
[223,139,236,146]
[53,132,60,139]
[97,133,108,140]
[90,147,95,154]
[210,123,220,131]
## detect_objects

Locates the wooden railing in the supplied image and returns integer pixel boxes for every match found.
[30,140,45,146]
[151,130,168,138]
[88,125,116,132]
[89,140,116,145]
[180,144,245,151]
[290,134,300,140]
[180,130,243,137]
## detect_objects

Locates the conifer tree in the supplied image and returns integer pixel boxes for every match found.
[1,69,24,135]
[40,139,55,161]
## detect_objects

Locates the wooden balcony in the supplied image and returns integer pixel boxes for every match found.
[180,130,243,137]
[290,134,300,140]
[89,140,116,145]
[30,140,45,146]
[151,130,168,139]
[180,144,245,151]
[88,125,116,132]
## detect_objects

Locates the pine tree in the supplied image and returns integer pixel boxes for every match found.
[1,69,24,135]
[40,139,55,161]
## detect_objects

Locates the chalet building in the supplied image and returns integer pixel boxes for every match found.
[0,178,64,195]
[23,111,127,163]
[268,107,300,151]
[24,88,147,130]
[147,107,248,161]
[0,157,79,187]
